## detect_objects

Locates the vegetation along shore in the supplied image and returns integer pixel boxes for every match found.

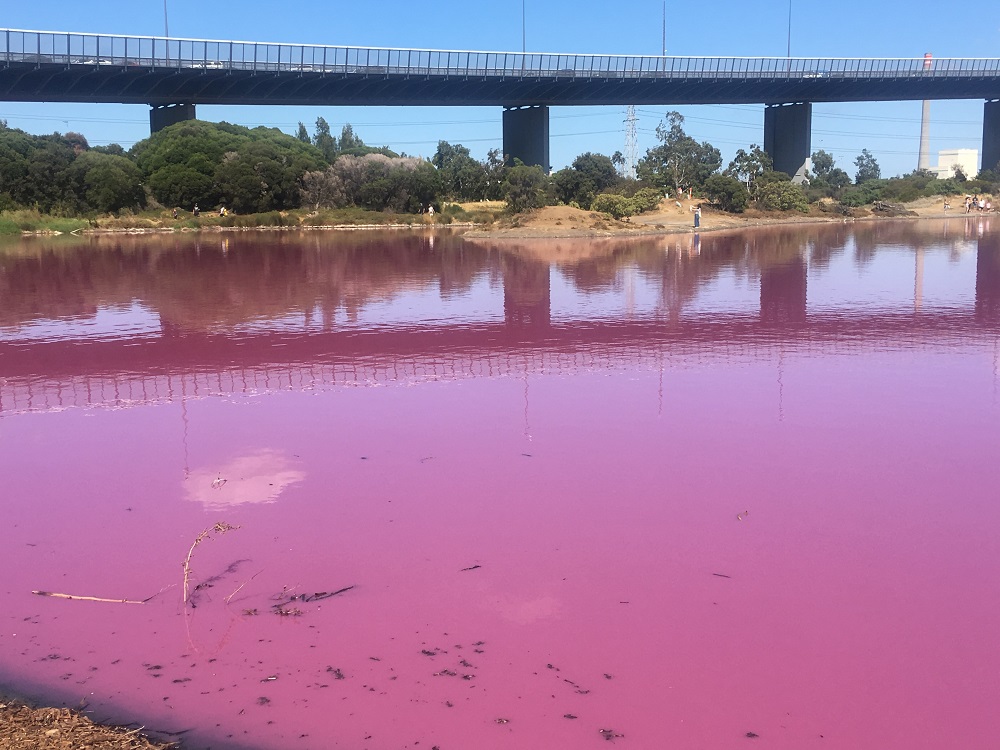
[1,111,997,238]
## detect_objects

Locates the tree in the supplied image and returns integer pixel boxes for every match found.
[313,117,338,162]
[704,174,750,213]
[725,144,772,196]
[811,149,835,179]
[433,141,488,201]
[809,149,851,191]
[482,149,508,200]
[611,150,625,177]
[68,151,145,213]
[338,124,365,153]
[132,119,326,210]
[854,149,881,184]
[637,112,722,193]
[295,122,311,144]
[552,152,618,209]
[503,163,548,213]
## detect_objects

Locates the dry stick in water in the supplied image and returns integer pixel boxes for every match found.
[182,522,240,605]
[225,569,264,604]
[32,591,147,605]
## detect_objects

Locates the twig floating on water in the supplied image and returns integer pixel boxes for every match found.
[32,591,146,605]
[712,573,732,579]
[225,569,264,604]
[460,564,482,572]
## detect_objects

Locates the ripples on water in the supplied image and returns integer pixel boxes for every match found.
[2,219,999,749]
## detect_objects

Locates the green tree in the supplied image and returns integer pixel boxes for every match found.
[637,112,722,193]
[503,163,548,213]
[132,119,325,210]
[295,122,311,143]
[338,124,365,153]
[433,141,488,201]
[68,151,145,213]
[552,152,619,208]
[811,149,836,178]
[313,117,338,162]
[704,174,750,213]
[725,144,772,196]
[482,149,508,200]
[854,149,881,184]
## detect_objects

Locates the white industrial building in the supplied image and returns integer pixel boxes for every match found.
[930,149,979,179]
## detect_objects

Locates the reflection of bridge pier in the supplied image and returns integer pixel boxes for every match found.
[503,256,551,328]
[976,232,1000,321]
[760,257,808,323]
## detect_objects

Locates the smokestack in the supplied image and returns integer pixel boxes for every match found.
[918,53,932,171]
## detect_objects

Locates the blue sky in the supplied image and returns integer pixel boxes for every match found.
[1,0,996,177]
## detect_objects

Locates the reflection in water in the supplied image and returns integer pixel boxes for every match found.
[185,450,306,509]
[4,219,1000,750]
[2,219,999,416]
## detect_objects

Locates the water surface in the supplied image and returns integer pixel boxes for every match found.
[2,220,999,749]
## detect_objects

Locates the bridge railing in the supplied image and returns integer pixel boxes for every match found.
[3,29,1000,78]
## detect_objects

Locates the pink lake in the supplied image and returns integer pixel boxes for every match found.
[2,220,1000,749]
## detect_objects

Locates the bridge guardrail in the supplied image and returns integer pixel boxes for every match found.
[3,29,1000,79]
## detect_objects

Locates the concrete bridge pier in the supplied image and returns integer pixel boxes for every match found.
[764,102,812,183]
[502,105,550,171]
[150,103,197,133]
[984,100,1000,175]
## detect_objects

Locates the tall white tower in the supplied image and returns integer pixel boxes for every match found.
[625,105,638,180]
[918,53,933,171]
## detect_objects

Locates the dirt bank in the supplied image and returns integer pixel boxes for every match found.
[464,195,987,240]
[0,696,174,750]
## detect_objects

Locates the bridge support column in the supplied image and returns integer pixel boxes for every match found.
[764,102,812,183]
[502,105,550,171]
[984,100,1000,175]
[150,103,196,133]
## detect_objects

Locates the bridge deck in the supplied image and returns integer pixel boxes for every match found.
[2,28,1000,106]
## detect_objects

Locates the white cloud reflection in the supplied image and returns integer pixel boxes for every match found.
[186,450,305,509]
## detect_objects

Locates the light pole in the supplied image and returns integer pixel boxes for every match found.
[786,0,792,58]
[163,0,169,37]
[522,0,525,53]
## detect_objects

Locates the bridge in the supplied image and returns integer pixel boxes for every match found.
[2,29,1000,177]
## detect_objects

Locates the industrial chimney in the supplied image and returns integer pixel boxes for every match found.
[918,53,933,171]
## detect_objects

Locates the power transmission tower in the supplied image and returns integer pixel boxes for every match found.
[624,105,638,180]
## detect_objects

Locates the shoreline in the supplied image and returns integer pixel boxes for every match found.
[15,209,992,240]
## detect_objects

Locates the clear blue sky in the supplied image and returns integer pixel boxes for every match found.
[1,0,996,177]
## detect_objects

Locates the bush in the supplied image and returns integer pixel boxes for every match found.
[630,187,663,213]
[704,174,750,213]
[756,181,808,212]
[591,193,633,219]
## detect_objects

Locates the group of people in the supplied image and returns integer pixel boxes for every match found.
[964,195,993,213]
[170,204,227,218]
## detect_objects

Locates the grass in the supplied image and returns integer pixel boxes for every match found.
[0,209,89,235]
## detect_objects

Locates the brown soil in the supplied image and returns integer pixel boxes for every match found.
[0,697,174,750]
[464,193,993,240]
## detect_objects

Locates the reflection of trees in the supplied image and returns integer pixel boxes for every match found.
[0,233,489,332]
[0,219,993,332]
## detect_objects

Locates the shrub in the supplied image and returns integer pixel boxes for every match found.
[591,193,633,219]
[757,181,809,212]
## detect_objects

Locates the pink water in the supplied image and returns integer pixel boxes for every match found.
[2,220,999,749]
